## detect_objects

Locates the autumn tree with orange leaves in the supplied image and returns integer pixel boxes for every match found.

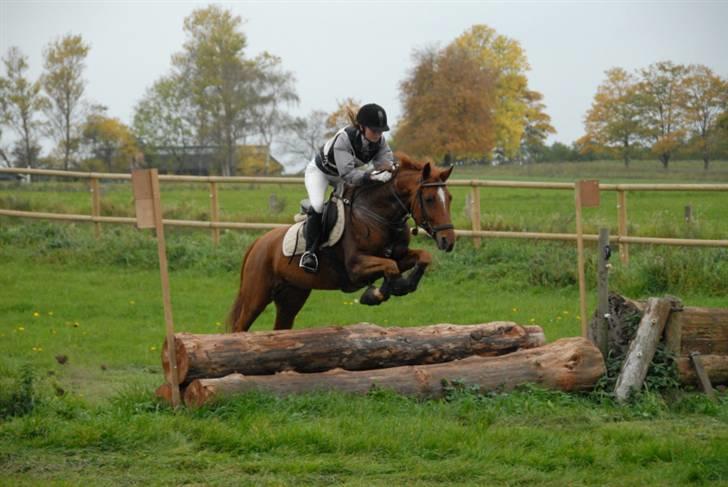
[396,43,496,163]
[397,25,553,164]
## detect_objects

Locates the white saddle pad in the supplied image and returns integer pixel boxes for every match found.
[282,198,345,257]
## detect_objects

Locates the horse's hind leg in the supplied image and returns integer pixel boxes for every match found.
[273,286,311,330]
[231,281,274,333]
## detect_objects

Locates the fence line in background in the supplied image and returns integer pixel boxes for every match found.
[1,168,727,256]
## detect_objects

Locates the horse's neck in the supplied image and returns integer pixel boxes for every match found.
[351,177,412,217]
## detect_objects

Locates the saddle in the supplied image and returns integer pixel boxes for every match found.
[282,197,346,257]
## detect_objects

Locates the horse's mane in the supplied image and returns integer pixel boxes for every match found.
[394,152,426,172]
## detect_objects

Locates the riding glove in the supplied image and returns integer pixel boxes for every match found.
[369,170,392,183]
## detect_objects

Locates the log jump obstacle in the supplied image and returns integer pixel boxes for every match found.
[155,321,608,407]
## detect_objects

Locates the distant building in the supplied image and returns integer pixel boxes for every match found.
[143,145,283,176]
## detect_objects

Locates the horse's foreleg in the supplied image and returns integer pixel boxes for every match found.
[386,249,432,296]
[348,255,402,305]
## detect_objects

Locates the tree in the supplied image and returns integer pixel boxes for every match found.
[636,61,688,169]
[454,25,542,160]
[41,34,90,170]
[0,47,47,168]
[133,74,198,172]
[680,65,728,170]
[80,109,141,172]
[583,67,643,166]
[397,43,496,162]
[284,109,328,164]
[520,90,556,163]
[172,5,257,176]
[247,52,298,175]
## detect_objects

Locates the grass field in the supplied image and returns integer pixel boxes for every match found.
[1,159,727,485]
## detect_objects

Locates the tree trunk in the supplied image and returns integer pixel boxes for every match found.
[163,322,546,385]
[183,337,605,406]
[614,298,674,402]
[660,153,670,169]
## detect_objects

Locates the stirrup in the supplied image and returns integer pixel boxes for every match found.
[299,251,319,273]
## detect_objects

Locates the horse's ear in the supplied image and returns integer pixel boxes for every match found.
[439,165,454,182]
[422,162,431,180]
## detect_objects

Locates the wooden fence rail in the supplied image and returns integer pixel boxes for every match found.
[1,167,727,255]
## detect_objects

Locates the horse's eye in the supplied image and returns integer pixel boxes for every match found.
[425,197,435,204]
[448,194,452,202]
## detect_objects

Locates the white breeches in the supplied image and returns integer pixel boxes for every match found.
[304,158,331,214]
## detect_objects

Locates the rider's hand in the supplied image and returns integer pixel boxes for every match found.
[369,170,392,183]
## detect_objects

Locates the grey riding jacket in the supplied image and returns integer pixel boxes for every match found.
[314,126,394,185]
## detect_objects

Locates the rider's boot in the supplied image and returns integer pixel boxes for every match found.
[299,209,323,273]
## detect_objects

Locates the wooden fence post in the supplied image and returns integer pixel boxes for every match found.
[132,169,181,408]
[575,184,587,336]
[575,180,600,337]
[470,183,481,248]
[617,190,629,264]
[210,181,219,245]
[90,177,101,239]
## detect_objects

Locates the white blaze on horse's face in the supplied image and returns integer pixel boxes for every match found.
[437,187,447,208]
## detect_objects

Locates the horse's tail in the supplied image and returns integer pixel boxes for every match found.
[225,241,256,332]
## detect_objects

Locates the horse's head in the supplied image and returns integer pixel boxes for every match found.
[394,153,456,252]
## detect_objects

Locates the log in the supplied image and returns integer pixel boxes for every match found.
[596,293,728,358]
[676,355,728,387]
[183,337,605,407]
[614,298,674,402]
[162,322,546,385]
[666,306,728,356]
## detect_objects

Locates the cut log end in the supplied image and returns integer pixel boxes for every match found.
[184,379,215,408]
[162,335,190,384]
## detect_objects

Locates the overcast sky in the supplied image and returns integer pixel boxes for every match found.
[2,0,727,151]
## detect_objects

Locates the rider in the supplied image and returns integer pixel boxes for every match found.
[299,103,395,273]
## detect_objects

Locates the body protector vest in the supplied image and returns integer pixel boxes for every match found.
[315,126,383,176]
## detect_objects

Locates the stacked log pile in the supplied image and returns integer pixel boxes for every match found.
[589,293,728,400]
[155,321,606,407]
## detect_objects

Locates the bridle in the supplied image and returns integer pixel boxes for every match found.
[347,164,454,241]
[409,180,455,238]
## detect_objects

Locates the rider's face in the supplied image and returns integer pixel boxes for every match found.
[363,126,383,143]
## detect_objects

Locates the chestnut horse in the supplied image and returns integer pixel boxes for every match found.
[228,154,456,332]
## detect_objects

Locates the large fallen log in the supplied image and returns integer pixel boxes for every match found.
[183,337,604,407]
[162,322,545,385]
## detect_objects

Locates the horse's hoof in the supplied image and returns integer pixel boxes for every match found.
[388,277,410,296]
[360,286,383,306]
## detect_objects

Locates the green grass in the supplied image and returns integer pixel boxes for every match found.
[2,160,728,484]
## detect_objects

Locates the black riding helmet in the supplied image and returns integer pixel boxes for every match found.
[356,103,389,132]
